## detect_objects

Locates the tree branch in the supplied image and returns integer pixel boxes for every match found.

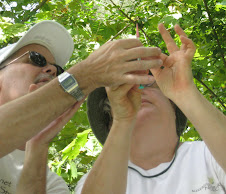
[109,23,130,41]
[109,0,135,23]
[203,0,226,68]
[109,0,154,45]
[120,0,125,9]
[195,76,226,110]
[32,0,48,13]
[22,0,49,22]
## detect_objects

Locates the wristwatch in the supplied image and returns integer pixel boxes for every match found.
[58,72,85,101]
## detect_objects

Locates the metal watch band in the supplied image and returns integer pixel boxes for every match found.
[58,72,85,101]
[70,86,85,101]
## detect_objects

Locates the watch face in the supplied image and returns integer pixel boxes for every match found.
[62,76,78,88]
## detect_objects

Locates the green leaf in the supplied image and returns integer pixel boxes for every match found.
[61,129,91,160]
[160,15,177,26]
[70,161,78,179]
[66,0,73,4]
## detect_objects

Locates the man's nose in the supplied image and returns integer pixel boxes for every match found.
[42,64,57,77]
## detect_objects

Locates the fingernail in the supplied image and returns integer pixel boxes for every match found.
[156,47,161,54]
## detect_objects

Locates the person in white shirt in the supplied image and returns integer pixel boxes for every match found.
[75,23,226,194]
[0,20,162,194]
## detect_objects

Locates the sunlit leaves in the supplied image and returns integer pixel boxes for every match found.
[61,129,91,160]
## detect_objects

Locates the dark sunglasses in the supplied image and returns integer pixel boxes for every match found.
[0,51,64,76]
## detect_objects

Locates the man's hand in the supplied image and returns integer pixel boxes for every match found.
[16,100,84,194]
[26,99,85,149]
[83,39,162,89]
[150,23,196,101]
[106,84,142,122]
[81,85,142,194]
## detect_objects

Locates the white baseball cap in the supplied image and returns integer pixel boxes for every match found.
[0,20,74,67]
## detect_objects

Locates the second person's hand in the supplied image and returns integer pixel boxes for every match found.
[81,39,163,90]
[150,23,196,102]
[106,84,141,123]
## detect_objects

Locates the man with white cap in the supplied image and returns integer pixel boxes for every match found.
[0,20,162,193]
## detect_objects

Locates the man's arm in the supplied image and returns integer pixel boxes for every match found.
[81,85,141,194]
[175,84,226,171]
[16,145,49,194]
[0,77,76,158]
[153,23,226,171]
[0,39,162,158]
[16,102,83,194]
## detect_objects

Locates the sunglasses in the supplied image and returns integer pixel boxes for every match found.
[0,51,64,76]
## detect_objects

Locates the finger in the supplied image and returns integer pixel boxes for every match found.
[106,84,134,102]
[123,74,156,85]
[130,85,141,105]
[118,84,141,105]
[129,69,149,75]
[111,38,143,49]
[174,24,191,51]
[119,84,135,95]
[130,85,142,95]
[131,84,140,92]
[123,58,163,73]
[180,36,196,58]
[142,56,162,60]
[71,98,86,111]
[31,99,86,144]
[109,85,120,91]
[174,24,187,37]
[158,23,179,53]
[149,65,163,78]
[174,25,196,55]
[124,47,161,61]
[48,99,85,133]
[108,84,134,94]
[159,53,168,63]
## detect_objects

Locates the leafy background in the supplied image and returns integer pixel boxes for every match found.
[0,0,225,192]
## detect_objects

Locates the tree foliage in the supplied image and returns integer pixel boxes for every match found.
[0,0,225,192]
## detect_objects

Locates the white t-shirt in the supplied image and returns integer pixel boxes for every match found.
[0,149,69,194]
[75,141,226,194]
